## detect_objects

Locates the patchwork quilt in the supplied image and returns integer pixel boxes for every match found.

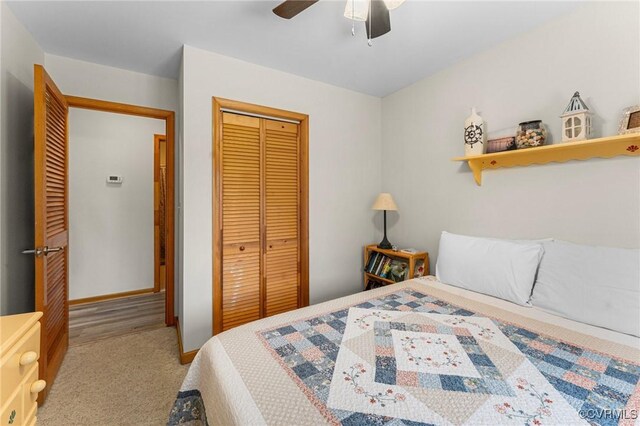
[169,278,640,426]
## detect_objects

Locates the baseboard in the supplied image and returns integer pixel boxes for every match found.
[175,317,198,364]
[69,287,157,306]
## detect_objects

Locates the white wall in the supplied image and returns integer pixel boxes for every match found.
[381,2,640,273]
[68,109,165,300]
[44,54,178,112]
[177,57,185,340]
[181,45,382,351]
[0,2,44,314]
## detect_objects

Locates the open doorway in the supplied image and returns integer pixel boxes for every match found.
[63,100,174,346]
[65,109,171,345]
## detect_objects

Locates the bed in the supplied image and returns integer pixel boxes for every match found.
[168,276,640,425]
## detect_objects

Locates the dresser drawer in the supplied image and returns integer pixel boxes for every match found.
[0,363,40,426]
[0,322,40,402]
[0,387,22,426]
[23,398,37,426]
[22,364,40,420]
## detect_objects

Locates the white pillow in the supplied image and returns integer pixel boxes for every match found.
[436,231,544,306]
[530,240,640,337]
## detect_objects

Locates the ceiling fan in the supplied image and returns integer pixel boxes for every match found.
[273,0,405,43]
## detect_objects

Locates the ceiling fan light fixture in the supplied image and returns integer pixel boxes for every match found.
[344,0,404,21]
[383,0,405,11]
[344,0,369,21]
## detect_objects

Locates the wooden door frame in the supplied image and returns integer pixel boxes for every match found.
[212,97,309,335]
[153,134,166,293]
[65,96,176,326]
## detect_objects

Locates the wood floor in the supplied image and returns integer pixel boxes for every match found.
[69,291,165,346]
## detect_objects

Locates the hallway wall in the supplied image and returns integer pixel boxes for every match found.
[68,109,165,300]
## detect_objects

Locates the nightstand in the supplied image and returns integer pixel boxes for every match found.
[363,244,429,290]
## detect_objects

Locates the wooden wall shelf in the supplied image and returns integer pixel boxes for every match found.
[452,134,640,185]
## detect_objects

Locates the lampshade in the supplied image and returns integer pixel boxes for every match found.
[343,0,368,21]
[372,193,398,211]
[343,0,406,21]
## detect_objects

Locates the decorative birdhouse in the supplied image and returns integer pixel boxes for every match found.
[561,91,592,142]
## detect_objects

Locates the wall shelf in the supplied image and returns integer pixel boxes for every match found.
[452,134,640,185]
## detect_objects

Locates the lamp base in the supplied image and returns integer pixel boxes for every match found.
[377,236,392,250]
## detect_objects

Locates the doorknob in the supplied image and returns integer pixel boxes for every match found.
[43,246,63,256]
[22,247,44,257]
[22,246,63,257]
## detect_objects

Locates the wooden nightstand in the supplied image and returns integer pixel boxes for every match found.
[363,244,429,290]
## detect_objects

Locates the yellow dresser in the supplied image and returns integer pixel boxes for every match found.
[1,312,45,426]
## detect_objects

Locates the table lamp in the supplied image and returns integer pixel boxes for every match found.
[372,193,397,250]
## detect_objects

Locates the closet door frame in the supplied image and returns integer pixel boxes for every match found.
[212,97,309,335]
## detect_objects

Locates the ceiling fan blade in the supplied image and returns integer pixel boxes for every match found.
[273,0,319,19]
[365,0,391,39]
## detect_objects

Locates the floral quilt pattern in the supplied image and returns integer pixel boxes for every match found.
[370,318,515,396]
[259,289,640,425]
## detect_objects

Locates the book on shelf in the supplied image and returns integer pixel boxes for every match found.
[375,256,386,276]
[371,254,383,275]
[365,252,379,272]
[365,253,375,273]
[380,258,392,278]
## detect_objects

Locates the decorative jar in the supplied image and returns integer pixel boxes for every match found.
[515,120,547,149]
[464,107,486,156]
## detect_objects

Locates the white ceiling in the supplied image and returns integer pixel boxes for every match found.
[7,0,581,97]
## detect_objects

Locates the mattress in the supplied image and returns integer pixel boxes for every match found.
[169,277,640,425]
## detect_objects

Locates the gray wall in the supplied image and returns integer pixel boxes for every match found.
[180,46,382,351]
[381,2,640,272]
[0,2,44,315]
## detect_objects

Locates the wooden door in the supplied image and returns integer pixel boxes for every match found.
[220,113,262,331]
[33,65,69,403]
[154,134,166,292]
[264,120,300,316]
[154,135,161,292]
[213,99,309,335]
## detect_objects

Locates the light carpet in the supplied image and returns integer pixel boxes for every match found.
[38,327,190,425]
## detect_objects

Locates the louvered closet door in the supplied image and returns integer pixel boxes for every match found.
[33,65,69,403]
[264,120,300,316]
[221,113,262,331]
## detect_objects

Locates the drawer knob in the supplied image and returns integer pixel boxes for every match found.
[30,380,46,394]
[239,246,245,251]
[19,351,37,366]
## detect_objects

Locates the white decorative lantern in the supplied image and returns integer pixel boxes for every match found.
[560,91,593,142]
